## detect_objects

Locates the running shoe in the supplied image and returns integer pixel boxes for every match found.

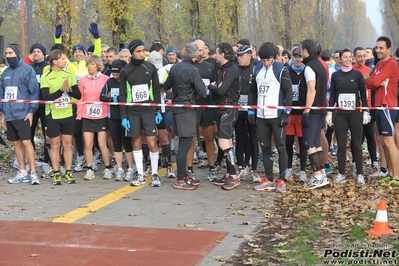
[285,168,293,181]
[166,166,176,178]
[60,166,66,176]
[30,171,40,185]
[115,169,124,181]
[371,171,388,178]
[325,163,332,174]
[378,175,392,185]
[213,173,228,186]
[63,171,76,184]
[123,169,134,182]
[334,174,346,183]
[251,170,261,183]
[254,178,276,191]
[198,159,209,168]
[103,168,113,180]
[187,170,200,186]
[84,169,95,180]
[372,161,379,170]
[298,171,307,183]
[276,179,287,193]
[74,155,86,172]
[151,174,161,187]
[143,165,152,177]
[8,172,31,184]
[215,165,222,174]
[387,178,399,186]
[222,175,241,190]
[173,177,197,190]
[41,163,53,178]
[207,169,217,182]
[357,174,365,185]
[307,175,330,190]
[52,172,62,185]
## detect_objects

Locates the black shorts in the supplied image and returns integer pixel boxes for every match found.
[6,119,31,141]
[216,109,239,139]
[126,113,157,138]
[196,108,215,127]
[108,119,133,152]
[82,118,108,133]
[46,116,75,138]
[173,110,197,138]
[156,113,167,130]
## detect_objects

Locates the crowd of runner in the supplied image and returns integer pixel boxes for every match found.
[1,23,399,192]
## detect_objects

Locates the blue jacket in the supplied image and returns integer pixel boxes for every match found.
[0,60,39,121]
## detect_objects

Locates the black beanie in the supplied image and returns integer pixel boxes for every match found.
[111,59,127,73]
[258,45,274,59]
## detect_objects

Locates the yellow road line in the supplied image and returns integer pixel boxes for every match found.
[52,164,173,224]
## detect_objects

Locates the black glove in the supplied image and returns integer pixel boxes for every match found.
[55,24,63,38]
[247,110,257,124]
[279,113,289,127]
[89,22,100,39]
[302,112,310,128]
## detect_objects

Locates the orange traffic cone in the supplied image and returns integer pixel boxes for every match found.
[366,199,396,237]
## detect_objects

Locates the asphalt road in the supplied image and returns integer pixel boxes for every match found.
[0,157,276,265]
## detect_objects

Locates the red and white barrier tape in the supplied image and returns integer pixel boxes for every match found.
[0,99,398,111]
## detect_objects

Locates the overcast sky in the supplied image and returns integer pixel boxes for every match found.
[362,0,383,35]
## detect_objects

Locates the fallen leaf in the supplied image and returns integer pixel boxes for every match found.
[184,223,197,228]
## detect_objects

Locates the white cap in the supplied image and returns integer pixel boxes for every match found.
[148,51,163,69]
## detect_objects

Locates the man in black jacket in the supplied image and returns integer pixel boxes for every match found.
[163,42,207,190]
[298,39,329,190]
[119,39,161,188]
[208,42,241,191]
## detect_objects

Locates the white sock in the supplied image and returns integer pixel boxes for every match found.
[150,151,159,175]
[20,170,28,176]
[133,150,143,176]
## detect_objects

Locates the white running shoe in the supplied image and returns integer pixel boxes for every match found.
[74,155,86,172]
[115,169,124,181]
[84,169,95,180]
[307,175,330,190]
[298,171,307,183]
[123,169,134,182]
[166,166,176,178]
[357,174,365,185]
[8,171,31,184]
[41,163,53,178]
[334,173,347,183]
[30,171,40,185]
[103,168,113,180]
[151,174,161,187]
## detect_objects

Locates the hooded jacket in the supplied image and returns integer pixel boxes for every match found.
[0,59,39,121]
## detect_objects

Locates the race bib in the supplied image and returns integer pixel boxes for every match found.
[86,103,103,117]
[132,84,149,102]
[292,84,299,101]
[238,95,248,111]
[55,92,71,108]
[258,79,270,97]
[4,86,18,100]
[338,93,356,108]
[111,88,119,97]
[202,79,210,86]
